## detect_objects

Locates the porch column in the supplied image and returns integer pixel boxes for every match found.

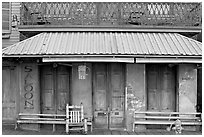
[126,64,146,131]
[178,64,197,131]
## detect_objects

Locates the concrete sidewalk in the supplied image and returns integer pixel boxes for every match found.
[2,125,202,135]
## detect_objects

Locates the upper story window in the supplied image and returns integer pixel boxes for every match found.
[2,2,11,33]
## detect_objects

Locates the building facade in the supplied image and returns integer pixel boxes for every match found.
[2,2,202,131]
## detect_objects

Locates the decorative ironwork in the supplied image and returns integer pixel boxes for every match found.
[20,2,202,27]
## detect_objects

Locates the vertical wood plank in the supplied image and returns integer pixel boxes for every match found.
[77,111,80,123]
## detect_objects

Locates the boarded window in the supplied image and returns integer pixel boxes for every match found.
[2,2,11,33]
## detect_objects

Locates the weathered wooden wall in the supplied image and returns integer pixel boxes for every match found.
[178,64,197,131]
[2,2,20,48]
[178,64,197,112]
[126,64,146,131]
[71,63,93,118]
[2,62,18,123]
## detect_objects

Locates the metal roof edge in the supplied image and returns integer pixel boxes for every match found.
[2,55,202,58]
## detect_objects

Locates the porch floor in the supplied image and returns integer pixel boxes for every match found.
[2,125,202,135]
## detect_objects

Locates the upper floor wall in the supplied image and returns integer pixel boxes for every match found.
[20,2,201,27]
[2,2,20,48]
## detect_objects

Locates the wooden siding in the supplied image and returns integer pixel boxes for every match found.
[2,2,20,48]
[2,64,18,123]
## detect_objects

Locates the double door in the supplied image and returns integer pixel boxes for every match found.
[41,64,70,115]
[147,64,176,112]
[93,63,125,129]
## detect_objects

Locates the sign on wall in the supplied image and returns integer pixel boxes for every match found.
[20,63,40,112]
[78,65,86,80]
[24,66,34,109]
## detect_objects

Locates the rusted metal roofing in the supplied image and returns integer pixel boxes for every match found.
[2,32,202,57]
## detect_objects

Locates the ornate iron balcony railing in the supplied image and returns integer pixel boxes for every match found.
[20,2,202,27]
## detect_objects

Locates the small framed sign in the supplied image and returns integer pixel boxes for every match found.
[78,65,86,80]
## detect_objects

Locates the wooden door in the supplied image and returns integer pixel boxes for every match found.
[93,63,125,129]
[93,63,108,128]
[109,63,125,128]
[147,65,160,111]
[41,65,70,114]
[56,66,70,114]
[41,65,55,114]
[160,65,176,112]
[147,64,176,112]
[2,66,17,122]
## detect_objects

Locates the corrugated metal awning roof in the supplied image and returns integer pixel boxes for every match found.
[2,32,202,57]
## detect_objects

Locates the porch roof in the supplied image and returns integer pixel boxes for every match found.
[2,32,202,58]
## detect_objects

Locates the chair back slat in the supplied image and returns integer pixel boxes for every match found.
[78,111,80,123]
[66,104,84,123]
[71,111,73,123]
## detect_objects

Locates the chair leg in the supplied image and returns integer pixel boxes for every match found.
[66,120,69,134]
[52,124,55,132]
[84,119,88,134]
[133,123,135,132]
[91,124,93,132]
[15,123,18,130]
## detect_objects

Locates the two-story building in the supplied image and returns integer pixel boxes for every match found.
[2,2,202,132]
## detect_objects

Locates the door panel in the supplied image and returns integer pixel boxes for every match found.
[57,66,70,114]
[110,63,125,128]
[160,66,176,112]
[41,66,55,114]
[93,63,125,129]
[147,65,160,111]
[94,63,108,128]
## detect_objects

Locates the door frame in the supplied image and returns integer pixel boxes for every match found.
[146,64,177,112]
[92,63,126,129]
[39,63,71,114]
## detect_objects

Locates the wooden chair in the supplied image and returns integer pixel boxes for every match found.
[66,103,88,134]
[16,103,89,134]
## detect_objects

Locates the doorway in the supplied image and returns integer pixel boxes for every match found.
[93,63,125,129]
[147,64,176,112]
[41,64,71,115]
